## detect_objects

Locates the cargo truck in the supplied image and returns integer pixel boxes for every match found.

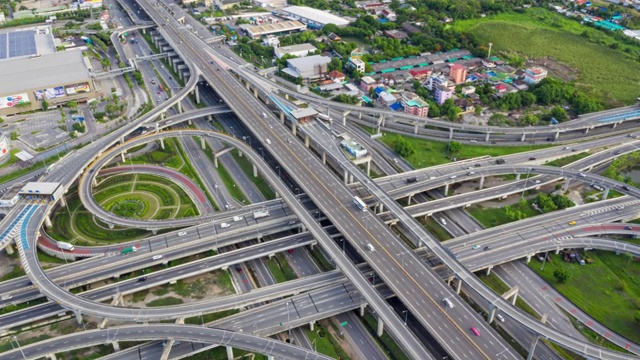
[121,246,137,256]
[57,241,75,251]
[253,209,270,219]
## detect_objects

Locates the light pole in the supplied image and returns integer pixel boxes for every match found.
[369,272,376,286]
[397,250,411,269]
[540,251,549,271]
[276,165,280,179]
[340,238,345,253]
[13,336,26,360]
[402,310,408,325]
[521,167,532,199]
[285,301,292,341]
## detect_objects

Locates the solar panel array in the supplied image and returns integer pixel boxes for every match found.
[8,31,37,58]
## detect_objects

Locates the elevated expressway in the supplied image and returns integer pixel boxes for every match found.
[0,324,334,360]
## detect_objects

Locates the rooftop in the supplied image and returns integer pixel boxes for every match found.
[19,182,61,195]
[246,20,306,36]
[274,43,317,56]
[283,6,350,26]
[287,55,331,72]
[526,66,547,75]
[290,108,319,119]
[405,98,428,108]
[0,51,90,95]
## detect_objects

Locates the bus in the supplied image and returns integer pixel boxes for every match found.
[57,242,75,251]
[353,196,367,211]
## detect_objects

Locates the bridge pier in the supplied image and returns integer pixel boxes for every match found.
[444,183,449,196]
[4,241,13,255]
[120,151,126,163]
[160,111,165,120]
[309,320,315,331]
[486,265,493,276]
[360,304,366,316]
[554,130,560,139]
[407,194,413,205]
[584,127,589,134]
[59,196,67,208]
[487,306,496,324]
[449,128,453,139]
[526,336,540,360]
[177,101,183,114]
[485,132,490,142]
[159,138,165,150]
[253,88,258,98]
[521,132,526,142]
[194,86,200,104]
[245,81,250,90]
[612,122,618,129]
[279,111,285,123]
[214,156,218,168]
[108,223,114,229]
[111,341,120,352]
[376,317,384,336]
[188,119,193,126]
[455,277,463,294]
[562,178,571,192]
[47,353,57,360]
[526,254,532,263]
[120,136,125,145]
[44,215,52,228]
[349,174,354,184]
[322,151,326,165]
[208,115,213,121]
[305,134,310,148]
[414,123,418,134]
[92,177,98,187]
[74,310,83,324]
[200,137,206,150]
[343,169,348,185]
[515,173,521,181]
[478,175,485,190]
[378,203,384,214]
[253,164,258,177]
[155,122,160,132]
[366,159,371,177]
[292,123,297,136]
[602,187,610,200]
[152,229,158,235]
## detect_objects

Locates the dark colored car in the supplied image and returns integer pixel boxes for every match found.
[235,264,242,272]
[138,277,148,282]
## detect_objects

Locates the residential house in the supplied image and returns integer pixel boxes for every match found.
[360,76,377,92]
[401,22,420,34]
[381,8,397,21]
[383,30,409,40]
[512,80,529,91]
[378,92,398,107]
[349,57,366,74]
[495,84,508,93]
[380,73,396,86]
[448,63,467,85]
[461,86,475,95]
[426,74,448,91]
[263,35,280,47]
[409,69,431,81]
[454,98,474,112]
[401,92,429,118]
[328,70,346,82]
[435,84,453,105]
[328,32,342,41]
[523,66,548,84]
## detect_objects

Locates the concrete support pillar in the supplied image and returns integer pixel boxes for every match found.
[309,321,315,331]
[253,164,258,177]
[444,183,449,196]
[602,187,610,199]
[188,119,193,126]
[449,128,453,139]
[112,342,120,352]
[485,132,490,142]
[487,306,496,324]
[74,311,83,324]
[376,317,384,337]
[177,101,182,114]
[108,223,114,229]
[253,88,258,98]
[486,266,492,276]
[343,169,348,185]
[555,248,560,255]
[612,122,618,129]
[378,203,384,213]
[59,196,67,208]
[478,175,485,190]
[120,151,126,163]
[159,138,165,150]
[208,115,213,121]
[584,127,589,134]
[120,136,125,145]
[279,111,285,123]
[152,229,158,235]
[245,81,250,90]
[349,174,354,184]
[407,194,412,206]
[92,177,98,187]
[447,276,454,286]
[214,156,218,168]
[511,291,518,305]
[160,112,165,120]
[521,132,526,142]
[4,241,13,255]
[267,356,274,360]
[44,215,52,228]
[414,123,418,134]
[275,191,280,199]
[515,173,521,181]
[526,336,540,360]
[526,254,532,263]
[554,130,560,139]
[305,134,310,148]
[359,304,366,317]
[226,346,234,360]
[456,277,462,294]
[342,114,347,126]
[195,86,200,104]
[238,151,242,158]
[284,93,289,100]
[358,112,362,119]
[292,123,297,136]
[200,137,205,150]
[366,159,371,176]
[322,151,326,165]
[155,122,160,132]
[563,178,571,192]
[47,353,57,360]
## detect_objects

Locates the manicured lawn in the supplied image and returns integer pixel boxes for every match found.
[546,152,590,167]
[380,133,546,168]
[468,199,540,228]
[266,253,298,283]
[216,161,248,204]
[360,312,410,360]
[477,272,541,320]
[529,251,640,343]
[231,149,275,200]
[420,216,452,241]
[305,324,352,360]
[453,8,640,106]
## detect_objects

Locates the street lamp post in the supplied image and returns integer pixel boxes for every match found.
[13,336,26,360]
[285,301,292,341]
[402,310,408,325]
[370,272,376,286]
[521,167,532,199]
[316,211,320,223]
[340,238,345,253]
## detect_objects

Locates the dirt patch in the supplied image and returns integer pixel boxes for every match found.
[125,272,232,306]
[323,319,361,360]
[0,253,20,279]
[527,57,579,82]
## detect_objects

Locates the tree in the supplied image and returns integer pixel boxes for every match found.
[448,141,463,154]
[328,57,343,72]
[447,106,461,122]
[635,310,640,324]
[624,252,634,266]
[553,269,569,284]
[393,137,414,158]
[549,106,568,122]
[537,193,558,213]
[42,100,49,111]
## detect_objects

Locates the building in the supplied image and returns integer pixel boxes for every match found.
[0,32,95,116]
[328,70,346,82]
[360,76,377,92]
[274,43,317,59]
[263,35,280,47]
[495,83,508,93]
[0,12,5,24]
[283,55,331,80]
[340,139,368,158]
[0,185,20,211]
[349,58,365,74]
[401,92,429,118]
[435,84,453,105]
[282,6,350,29]
[290,108,318,122]
[523,66,548,84]
[19,182,64,202]
[378,92,397,107]
[449,63,467,85]
[425,74,448,91]
[244,21,307,40]
[409,69,431,81]
[461,85,475,95]
[217,0,242,9]
[383,30,409,40]
[381,9,396,21]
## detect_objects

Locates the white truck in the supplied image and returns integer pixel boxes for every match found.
[233,216,243,222]
[253,209,270,219]
[220,222,230,228]
[57,241,75,251]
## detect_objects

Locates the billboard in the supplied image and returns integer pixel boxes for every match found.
[33,90,44,101]
[65,83,90,95]
[0,93,30,110]
[44,86,65,100]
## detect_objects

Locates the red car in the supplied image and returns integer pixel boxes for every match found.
[470,327,480,336]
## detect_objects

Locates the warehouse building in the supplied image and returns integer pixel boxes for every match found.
[283,55,331,81]
[282,6,350,29]
[243,21,307,40]
[274,43,317,59]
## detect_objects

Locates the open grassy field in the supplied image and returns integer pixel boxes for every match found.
[452,8,640,106]
[468,199,540,228]
[529,251,640,344]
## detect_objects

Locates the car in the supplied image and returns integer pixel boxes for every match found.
[624,226,632,230]
[529,157,536,160]
[450,175,457,179]
[152,255,163,261]
[483,246,490,251]
[178,231,187,237]
[534,180,541,184]
[221,222,230,228]
[474,163,482,167]
[617,206,625,211]
[157,91,161,95]
[288,249,294,254]
[151,80,156,85]
[235,264,242,272]
[568,221,577,225]
[440,218,447,225]
[578,173,586,177]
[496,314,505,322]
[564,147,570,150]
[468,171,475,175]
[470,327,480,336]
[622,185,630,191]
[138,277,148,282]
[471,245,481,250]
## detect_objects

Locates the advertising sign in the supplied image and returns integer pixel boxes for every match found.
[65,83,90,95]
[33,90,44,101]
[44,86,65,100]
[0,137,7,156]
[0,93,30,110]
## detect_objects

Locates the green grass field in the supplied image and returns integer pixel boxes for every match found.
[379,133,546,168]
[529,251,640,343]
[468,199,540,228]
[453,8,640,106]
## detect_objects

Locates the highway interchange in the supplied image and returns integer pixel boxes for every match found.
[1,0,640,359]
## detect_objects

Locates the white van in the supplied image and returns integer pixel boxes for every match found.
[178,231,187,237]
[265,139,271,145]
[262,112,267,119]
[233,216,243,222]
[366,243,375,252]
[443,298,454,309]
[221,222,230,228]
[152,255,163,261]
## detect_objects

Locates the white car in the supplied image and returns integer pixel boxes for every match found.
[440,218,447,225]
[152,255,163,261]
[496,314,505,322]
[472,245,481,250]
[178,232,187,237]
[221,222,230,228]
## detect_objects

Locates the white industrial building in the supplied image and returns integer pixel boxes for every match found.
[281,6,350,29]
[274,43,317,59]
[283,55,331,80]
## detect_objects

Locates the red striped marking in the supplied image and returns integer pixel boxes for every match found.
[554,297,561,302]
